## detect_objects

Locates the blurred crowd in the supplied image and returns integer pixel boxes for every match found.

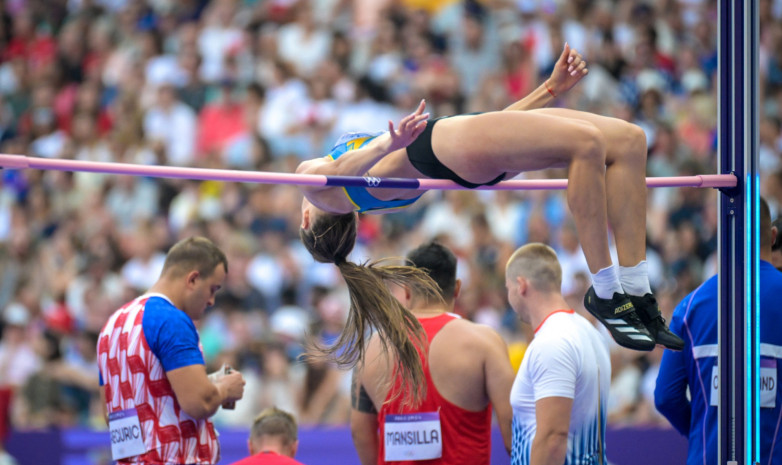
[1,0,782,448]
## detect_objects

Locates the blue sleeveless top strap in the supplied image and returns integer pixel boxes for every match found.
[326,133,423,214]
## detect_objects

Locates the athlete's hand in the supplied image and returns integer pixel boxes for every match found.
[217,370,246,404]
[546,43,588,97]
[386,100,429,152]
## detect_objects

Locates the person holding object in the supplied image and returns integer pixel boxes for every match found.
[350,241,514,465]
[209,364,238,410]
[97,236,245,465]
[230,407,305,465]
[654,197,782,465]
[296,43,683,401]
[505,243,610,465]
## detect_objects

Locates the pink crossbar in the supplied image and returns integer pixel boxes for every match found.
[0,154,737,190]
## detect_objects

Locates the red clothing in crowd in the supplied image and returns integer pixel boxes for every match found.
[196,102,246,157]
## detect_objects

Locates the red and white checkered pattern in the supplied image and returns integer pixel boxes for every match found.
[98,296,219,464]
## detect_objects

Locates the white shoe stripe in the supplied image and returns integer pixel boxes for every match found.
[616,327,640,333]
[628,334,653,341]
[605,318,626,324]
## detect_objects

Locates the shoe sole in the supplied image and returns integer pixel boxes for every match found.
[651,333,684,351]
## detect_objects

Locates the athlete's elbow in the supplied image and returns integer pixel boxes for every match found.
[295,161,310,175]
[179,401,212,420]
[652,391,669,415]
[532,431,568,464]
[178,388,220,420]
[653,394,690,435]
[350,426,378,465]
[350,423,371,447]
[653,385,683,417]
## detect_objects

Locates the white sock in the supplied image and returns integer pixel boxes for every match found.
[619,261,652,296]
[590,265,624,299]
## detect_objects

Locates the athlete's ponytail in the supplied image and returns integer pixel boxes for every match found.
[300,212,441,406]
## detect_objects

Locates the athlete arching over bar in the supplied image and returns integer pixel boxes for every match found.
[296,44,684,398]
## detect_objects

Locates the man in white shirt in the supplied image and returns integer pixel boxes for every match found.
[505,243,611,465]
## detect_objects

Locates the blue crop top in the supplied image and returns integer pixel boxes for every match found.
[326,133,423,214]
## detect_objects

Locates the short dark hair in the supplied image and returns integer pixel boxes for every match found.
[506,243,562,293]
[773,217,782,252]
[161,236,228,278]
[759,196,771,250]
[406,241,457,301]
[250,407,297,446]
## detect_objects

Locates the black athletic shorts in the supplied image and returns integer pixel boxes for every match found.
[406,115,506,189]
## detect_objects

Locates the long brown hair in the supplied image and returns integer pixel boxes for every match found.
[300,212,442,406]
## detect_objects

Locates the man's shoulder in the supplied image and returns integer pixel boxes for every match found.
[142,295,178,312]
[534,311,586,339]
[528,315,589,356]
[140,296,194,333]
[761,260,782,285]
[528,328,577,352]
[436,316,504,346]
[429,317,508,369]
[110,294,185,321]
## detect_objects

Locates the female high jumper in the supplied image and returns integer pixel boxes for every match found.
[296,44,683,397]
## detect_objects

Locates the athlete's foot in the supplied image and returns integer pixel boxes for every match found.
[583,286,655,351]
[628,293,685,351]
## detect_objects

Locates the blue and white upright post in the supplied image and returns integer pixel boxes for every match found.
[718,1,760,464]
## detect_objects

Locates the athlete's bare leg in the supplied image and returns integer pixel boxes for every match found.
[525,108,647,267]
[489,108,683,350]
[425,109,678,351]
[430,111,612,273]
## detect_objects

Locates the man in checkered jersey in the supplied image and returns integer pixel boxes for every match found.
[97,236,245,464]
[505,243,611,465]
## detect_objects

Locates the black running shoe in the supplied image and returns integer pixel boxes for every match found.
[583,286,655,351]
[629,293,685,351]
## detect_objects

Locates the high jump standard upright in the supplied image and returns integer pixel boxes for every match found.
[718,1,760,464]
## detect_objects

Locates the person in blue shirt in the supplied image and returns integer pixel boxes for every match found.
[97,236,246,465]
[654,196,782,465]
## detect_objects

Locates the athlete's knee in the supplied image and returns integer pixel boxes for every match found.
[627,123,647,160]
[612,123,647,166]
[572,123,607,165]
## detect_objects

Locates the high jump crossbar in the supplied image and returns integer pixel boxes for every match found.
[0,154,737,191]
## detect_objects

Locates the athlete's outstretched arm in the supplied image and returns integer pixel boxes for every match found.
[503,43,589,112]
[296,101,428,183]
